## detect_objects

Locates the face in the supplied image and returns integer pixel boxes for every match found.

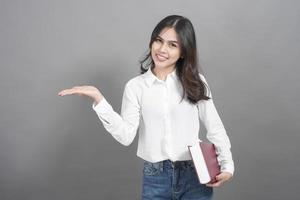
[151,27,181,70]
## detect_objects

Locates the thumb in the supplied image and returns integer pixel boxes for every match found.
[216,173,224,180]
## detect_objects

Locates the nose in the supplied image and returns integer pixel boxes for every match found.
[158,42,168,53]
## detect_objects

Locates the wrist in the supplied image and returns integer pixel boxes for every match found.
[94,95,103,104]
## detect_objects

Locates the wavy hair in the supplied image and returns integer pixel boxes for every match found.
[140,15,211,104]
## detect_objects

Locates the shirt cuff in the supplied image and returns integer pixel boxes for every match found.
[220,164,235,176]
[92,97,111,113]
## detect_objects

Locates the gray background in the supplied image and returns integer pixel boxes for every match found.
[1,0,299,199]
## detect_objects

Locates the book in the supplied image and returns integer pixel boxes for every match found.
[188,141,221,184]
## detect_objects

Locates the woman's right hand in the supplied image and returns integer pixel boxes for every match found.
[58,85,103,104]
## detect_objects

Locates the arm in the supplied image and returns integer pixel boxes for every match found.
[197,74,235,176]
[92,81,141,146]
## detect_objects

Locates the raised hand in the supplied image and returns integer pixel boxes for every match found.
[58,85,103,104]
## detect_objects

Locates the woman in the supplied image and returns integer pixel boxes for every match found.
[58,15,234,200]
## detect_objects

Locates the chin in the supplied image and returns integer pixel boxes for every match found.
[153,60,168,68]
[155,64,174,70]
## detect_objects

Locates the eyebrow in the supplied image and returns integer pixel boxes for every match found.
[157,35,179,44]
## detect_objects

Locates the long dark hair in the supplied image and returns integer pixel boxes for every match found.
[140,15,211,104]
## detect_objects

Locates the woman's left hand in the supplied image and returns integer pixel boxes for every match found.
[206,172,233,187]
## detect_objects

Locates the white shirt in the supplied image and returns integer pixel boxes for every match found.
[92,67,234,175]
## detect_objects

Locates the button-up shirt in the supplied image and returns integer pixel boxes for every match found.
[92,67,234,175]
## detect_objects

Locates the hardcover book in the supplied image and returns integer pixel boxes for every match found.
[188,141,221,184]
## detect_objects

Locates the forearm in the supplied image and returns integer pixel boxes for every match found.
[92,97,140,146]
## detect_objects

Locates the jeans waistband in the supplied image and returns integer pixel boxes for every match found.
[143,159,194,172]
[164,159,193,169]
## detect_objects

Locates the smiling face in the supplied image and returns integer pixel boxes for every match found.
[150,27,182,71]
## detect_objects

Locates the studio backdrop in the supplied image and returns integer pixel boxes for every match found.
[0,0,299,199]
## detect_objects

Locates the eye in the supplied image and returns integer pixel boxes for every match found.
[155,38,162,42]
[170,43,178,48]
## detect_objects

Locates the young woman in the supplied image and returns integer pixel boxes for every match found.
[58,15,234,200]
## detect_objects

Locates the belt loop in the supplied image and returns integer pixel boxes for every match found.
[169,159,174,168]
[181,161,185,169]
[187,160,193,169]
[184,161,188,169]
[185,161,190,169]
[160,160,164,172]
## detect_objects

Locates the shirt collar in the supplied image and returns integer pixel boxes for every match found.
[144,67,178,88]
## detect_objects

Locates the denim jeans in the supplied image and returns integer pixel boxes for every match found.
[141,159,213,200]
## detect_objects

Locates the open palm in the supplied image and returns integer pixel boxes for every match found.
[58,85,103,104]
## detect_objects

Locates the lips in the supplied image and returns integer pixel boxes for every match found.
[156,53,168,61]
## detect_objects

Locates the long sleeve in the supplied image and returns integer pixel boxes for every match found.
[92,81,141,146]
[197,74,235,175]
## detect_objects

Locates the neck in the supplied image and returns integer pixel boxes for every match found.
[152,66,175,81]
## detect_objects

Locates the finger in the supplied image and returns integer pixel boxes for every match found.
[58,90,68,96]
[206,178,225,187]
[217,173,231,182]
[58,88,73,95]
[58,89,80,96]
[206,181,222,187]
[216,174,224,181]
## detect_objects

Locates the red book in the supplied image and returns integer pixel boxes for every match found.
[188,141,221,184]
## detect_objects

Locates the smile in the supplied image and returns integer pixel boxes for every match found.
[156,53,168,61]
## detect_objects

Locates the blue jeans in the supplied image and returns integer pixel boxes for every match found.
[141,159,213,200]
